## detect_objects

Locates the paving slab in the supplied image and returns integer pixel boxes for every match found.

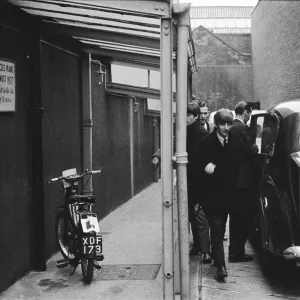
[200,223,300,300]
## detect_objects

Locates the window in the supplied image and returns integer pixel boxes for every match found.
[111,64,148,87]
[252,114,279,156]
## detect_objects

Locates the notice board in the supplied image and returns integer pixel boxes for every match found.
[0,59,16,112]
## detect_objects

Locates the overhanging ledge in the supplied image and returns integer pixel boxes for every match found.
[106,82,176,101]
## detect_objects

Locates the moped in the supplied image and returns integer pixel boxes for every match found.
[48,168,104,283]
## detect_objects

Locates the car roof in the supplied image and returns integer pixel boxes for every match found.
[271,100,300,119]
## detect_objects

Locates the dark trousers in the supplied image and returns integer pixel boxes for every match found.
[188,184,210,254]
[189,204,210,253]
[206,210,228,268]
[228,188,254,257]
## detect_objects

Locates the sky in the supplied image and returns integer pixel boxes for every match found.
[181,0,259,6]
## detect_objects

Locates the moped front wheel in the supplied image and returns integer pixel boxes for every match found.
[55,211,76,263]
[81,257,94,284]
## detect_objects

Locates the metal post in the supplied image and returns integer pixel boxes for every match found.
[161,17,174,300]
[187,71,192,102]
[176,8,190,300]
[81,53,93,195]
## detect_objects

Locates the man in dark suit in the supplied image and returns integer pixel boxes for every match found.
[186,103,211,262]
[196,108,234,281]
[227,101,256,262]
[152,103,212,263]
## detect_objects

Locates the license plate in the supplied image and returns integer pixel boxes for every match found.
[81,236,102,255]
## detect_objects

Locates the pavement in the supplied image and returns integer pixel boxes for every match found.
[200,224,300,300]
[0,180,201,300]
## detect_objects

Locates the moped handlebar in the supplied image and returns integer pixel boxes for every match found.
[47,169,101,184]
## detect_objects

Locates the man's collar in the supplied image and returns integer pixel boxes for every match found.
[202,122,208,131]
[234,117,244,124]
[216,133,228,146]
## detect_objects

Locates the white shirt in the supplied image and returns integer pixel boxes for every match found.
[203,122,209,131]
[216,133,228,146]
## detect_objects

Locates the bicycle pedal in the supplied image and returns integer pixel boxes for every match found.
[95,254,104,261]
[93,261,102,270]
[56,259,69,268]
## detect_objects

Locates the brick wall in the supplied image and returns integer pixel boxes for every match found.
[252,1,300,109]
[192,26,253,111]
[217,34,251,54]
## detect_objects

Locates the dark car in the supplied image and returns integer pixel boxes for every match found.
[250,100,300,266]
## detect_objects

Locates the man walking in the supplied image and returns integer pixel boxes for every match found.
[196,108,234,281]
[227,101,256,262]
[152,103,212,263]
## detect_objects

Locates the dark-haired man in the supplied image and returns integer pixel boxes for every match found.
[196,108,234,281]
[152,103,212,263]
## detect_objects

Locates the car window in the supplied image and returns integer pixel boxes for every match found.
[253,114,278,156]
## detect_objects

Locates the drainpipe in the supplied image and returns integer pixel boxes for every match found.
[129,97,134,197]
[153,116,160,182]
[160,17,174,299]
[81,53,93,195]
[174,4,190,300]
[30,31,46,271]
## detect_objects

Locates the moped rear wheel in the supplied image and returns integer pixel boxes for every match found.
[55,211,76,263]
[81,257,94,284]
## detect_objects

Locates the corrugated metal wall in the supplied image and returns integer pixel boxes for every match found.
[92,88,155,218]
[41,44,81,258]
[133,98,156,195]
[92,86,131,219]
[0,27,33,291]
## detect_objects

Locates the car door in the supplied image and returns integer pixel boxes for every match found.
[251,113,291,254]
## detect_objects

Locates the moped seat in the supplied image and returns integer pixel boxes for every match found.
[69,195,96,203]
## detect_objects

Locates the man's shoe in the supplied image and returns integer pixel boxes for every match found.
[228,254,253,263]
[202,253,212,264]
[216,266,228,281]
[189,247,200,256]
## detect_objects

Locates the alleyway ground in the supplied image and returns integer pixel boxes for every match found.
[2,179,300,300]
[201,224,300,299]
[0,181,200,300]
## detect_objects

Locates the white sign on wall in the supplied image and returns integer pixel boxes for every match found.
[0,59,16,112]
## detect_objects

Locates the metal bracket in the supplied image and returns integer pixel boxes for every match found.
[30,108,44,116]
[164,271,173,278]
[175,152,188,164]
[82,119,93,127]
[164,199,172,207]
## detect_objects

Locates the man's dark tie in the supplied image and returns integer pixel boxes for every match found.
[224,138,228,147]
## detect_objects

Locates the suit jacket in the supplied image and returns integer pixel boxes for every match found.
[228,119,256,189]
[204,121,215,133]
[152,120,209,183]
[195,131,232,211]
[187,120,209,183]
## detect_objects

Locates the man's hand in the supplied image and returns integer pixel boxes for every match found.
[252,144,259,154]
[205,162,216,174]
[151,157,160,170]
